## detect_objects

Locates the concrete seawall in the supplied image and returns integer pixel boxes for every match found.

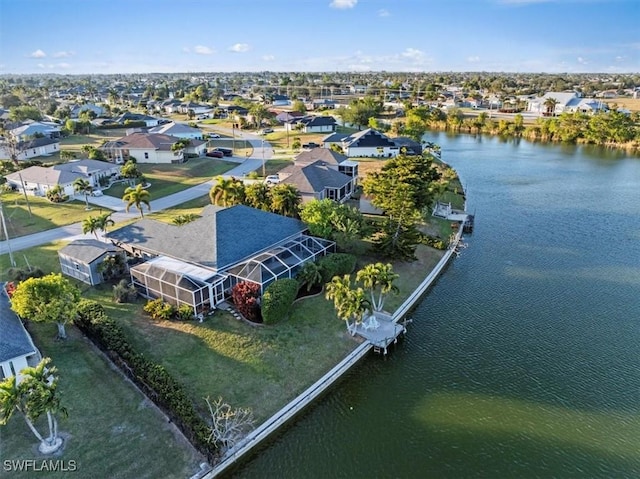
[206,224,466,478]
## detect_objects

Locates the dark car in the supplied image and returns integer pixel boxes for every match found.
[206,150,224,158]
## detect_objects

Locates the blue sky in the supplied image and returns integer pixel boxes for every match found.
[1,0,638,74]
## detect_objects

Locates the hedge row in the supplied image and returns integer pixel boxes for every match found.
[96,121,146,130]
[318,253,356,283]
[261,279,299,325]
[74,300,218,461]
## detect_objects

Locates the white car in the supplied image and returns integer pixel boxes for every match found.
[209,133,221,139]
[264,175,280,185]
[90,189,103,197]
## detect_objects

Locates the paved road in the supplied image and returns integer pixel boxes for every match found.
[0,139,273,256]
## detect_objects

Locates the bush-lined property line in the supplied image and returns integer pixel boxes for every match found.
[207,227,466,478]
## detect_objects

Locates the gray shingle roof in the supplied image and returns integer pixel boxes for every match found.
[0,287,36,363]
[58,239,122,264]
[281,161,352,193]
[5,159,119,187]
[294,148,349,166]
[107,205,306,270]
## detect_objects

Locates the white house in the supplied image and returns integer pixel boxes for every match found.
[9,121,61,141]
[1,286,40,383]
[5,159,120,197]
[101,132,184,164]
[0,137,60,161]
[149,122,204,140]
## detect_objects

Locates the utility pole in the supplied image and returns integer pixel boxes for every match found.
[0,201,16,267]
[261,139,266,178]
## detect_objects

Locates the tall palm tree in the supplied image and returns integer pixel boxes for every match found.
[95,212,115,236]
[122,184,151,218]
[73,178,93,210]
[270,184,301,218]
[209,176,245,207]
[82,215,101,239]
[355,263,399,312]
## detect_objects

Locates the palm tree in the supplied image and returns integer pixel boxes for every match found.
[296,261,323,292]
[209,176,245,207]
[82,215,101,239]
[325,275,370,335]
[95,212,115,236]
[73,178,93,210]
[120,160,141,186]
[355,263,399,312]
[243,182,271,211]
[543,97,559,117]
[122,184,151,218]
[270,184,301,218]
[0,358,67,454]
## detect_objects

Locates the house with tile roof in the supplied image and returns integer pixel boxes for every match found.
[5,159,120,197]
[106,205,334,312]
[100,132,184,164]
[0,286,40,382]
[58,239,125,286]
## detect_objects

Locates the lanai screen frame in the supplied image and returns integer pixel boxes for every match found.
[225,235,334,292]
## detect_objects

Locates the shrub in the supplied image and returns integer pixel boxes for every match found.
[231,281,261,322]
[73,299,218,459]
[318,253,357,283]
[4,281,16,298]
[175,304,194,321]
[261,279,299,325]
[5,266,45,282]
[421,235,447,250]
[143,298,176,320]
[112,279,138,303]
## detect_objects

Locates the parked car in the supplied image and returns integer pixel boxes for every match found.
[259,128,274,135]
[302,142,319,149]
[264,175,281,185]
[209,133,221,139]
[90,189,103,197]
[206,150,224,158]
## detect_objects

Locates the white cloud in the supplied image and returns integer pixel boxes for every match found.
[194,45,214,55]
[229,43,250,53]
[401,48,425,61]
[378,9,390,17]
[29,49,46,58]
[262,55,275,61]
[467,55,481,63]
[330,0,357,9]
[53,51,73,58]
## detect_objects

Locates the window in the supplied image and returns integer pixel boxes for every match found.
[144,152,149,159]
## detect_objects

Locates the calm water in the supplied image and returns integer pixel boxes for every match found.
[231,134,640,478]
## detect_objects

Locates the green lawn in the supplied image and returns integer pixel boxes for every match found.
[0,192,96,238]
[147,195,211,223]
[0,323,201,479]
[104,158,235,200]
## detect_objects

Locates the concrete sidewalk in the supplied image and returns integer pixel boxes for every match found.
[0,141,274,256]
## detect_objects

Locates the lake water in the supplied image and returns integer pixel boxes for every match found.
[231,134,640,478]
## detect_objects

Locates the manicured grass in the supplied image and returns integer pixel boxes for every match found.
[103,158,234,200]
[83,284,358,423]
[0,323,201,479]
[0,241,63,281]
[0,191,97,238]
[147,195,211,223]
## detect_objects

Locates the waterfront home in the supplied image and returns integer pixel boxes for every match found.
[106,205,334,312]
[322,128,399,158]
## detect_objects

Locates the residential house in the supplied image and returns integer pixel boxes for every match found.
[322,128,399,158]
[178,102,213,115]
[0,286,41,382]
[58,239,125,286]
[161,98,182,114]
[9,121,61,141]
[70,103,106,119]
[278,161,355,204]
[101,132,184,164]
[290,116,337,134]
[392,137,422,156]
[0,137,60,161]
[107,205,334,312]
[114,112,160,127]
[527,92,609,115]
[276,111,305,123]
[149,122,204,140]
[4,159,120,197]
[310,98,338,110]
